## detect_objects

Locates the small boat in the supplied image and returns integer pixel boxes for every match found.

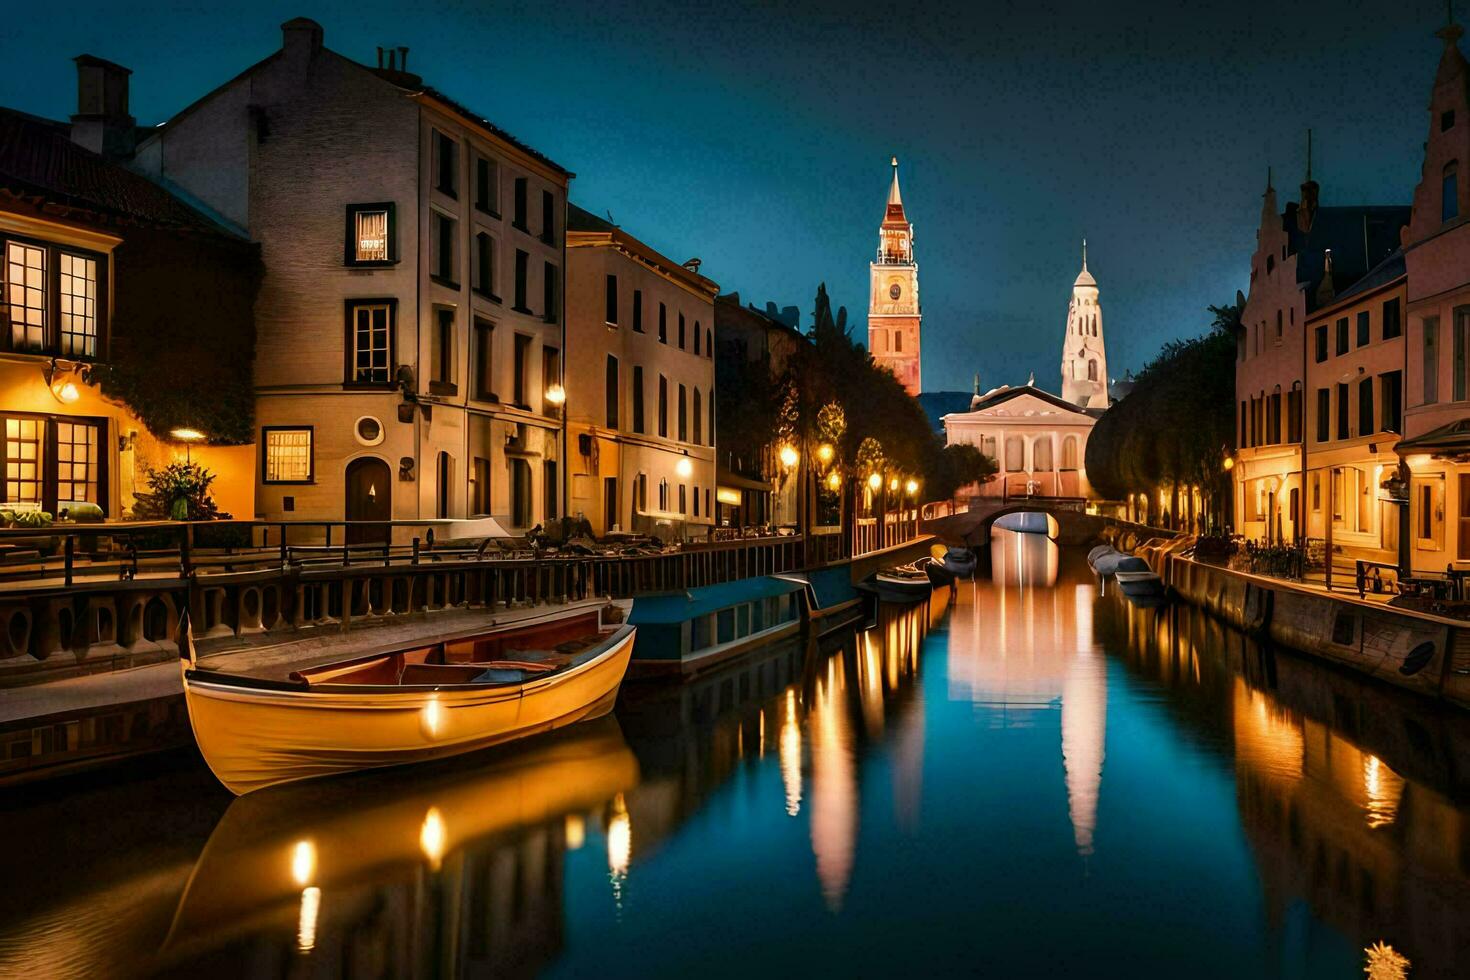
[1087,545,1131,578]
[179,604,635,795]
[864,563,935,604]
[628,576,806,676]
[932,543,978,578]
[919,556,955,588]
[1113,557,1166,599]
[994,511,1060,537]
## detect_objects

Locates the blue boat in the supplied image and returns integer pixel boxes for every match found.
[627,577,808,677]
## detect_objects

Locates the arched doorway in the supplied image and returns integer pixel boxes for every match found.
[345,456,392,544]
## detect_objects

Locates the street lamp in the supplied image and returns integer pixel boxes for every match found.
[779,444,799,469]
[826,470,842,491]
[905,478,919,496]
[867,472,882,491]
[816,443,834,465]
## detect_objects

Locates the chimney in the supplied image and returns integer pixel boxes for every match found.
[70,55,135,160]
[281,17,324,75]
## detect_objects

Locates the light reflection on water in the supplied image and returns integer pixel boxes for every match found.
[1,530,1468,978]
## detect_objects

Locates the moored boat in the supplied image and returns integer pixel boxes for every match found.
[180,604,635,795]
[993,511,1060,537]
[919,556,956,588]
[932,543,978,578]
[863,563,935,604]
[1087,544,1131,578]
[1114,556,1166,600]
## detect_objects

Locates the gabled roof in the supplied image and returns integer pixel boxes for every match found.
[411,83,572,179]
[567,202,718,297]
[1321,247,1406,309]
[0,106,239,237]
[943,384,1102,420]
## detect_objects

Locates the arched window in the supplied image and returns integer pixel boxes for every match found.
[1034,438,1053,472]
[1087,359,1098,381]
[1444,161,1459,223]
[1061,435,1079,469]
[1004,436,1024,472]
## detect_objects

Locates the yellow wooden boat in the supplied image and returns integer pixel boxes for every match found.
[180,605,635,795]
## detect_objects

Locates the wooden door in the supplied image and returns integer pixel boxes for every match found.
[346,457,392,545]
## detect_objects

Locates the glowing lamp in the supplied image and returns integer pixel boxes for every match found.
[827,471,842,491]
[676,457,694,479]
[420,807,446,870]
[170,427,205,442]
[779,444,799,469]
[888,477,899,492]
[905,479,919,496]
[54,381,80,404]
[1222,456,1235,472]
[544,383,566,407]
[290,839,316,887]
[816,443,834,465]
[867,472,882,491]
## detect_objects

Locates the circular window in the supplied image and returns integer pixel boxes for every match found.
[889,283,902,300]
[355,416,385,447]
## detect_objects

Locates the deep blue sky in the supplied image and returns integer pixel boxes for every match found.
[0,1,1444,391]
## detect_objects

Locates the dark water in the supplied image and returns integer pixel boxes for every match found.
[4,532,1470,979]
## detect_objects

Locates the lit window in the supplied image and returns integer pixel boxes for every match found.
[345,204,396,265]
[55,420,97,508]
[4,417,43,504]
[59,253,97,357]
[264,427,313,483]
[6,242,46,350]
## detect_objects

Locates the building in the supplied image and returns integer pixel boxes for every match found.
[867,158,922,397]
[0,70,259,521]
[1232,151,1408,545]
[133,19,572,538]
[564,205,717,539]
[1399,19,1470,574]
[941,250,1105,499]
[713,293,806,529]
[1060,241,1109,409]
[1301,252,1407,567]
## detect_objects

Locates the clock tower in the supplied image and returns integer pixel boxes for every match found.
[868,157,922,396]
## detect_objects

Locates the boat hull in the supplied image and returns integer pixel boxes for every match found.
[183,625,635,795]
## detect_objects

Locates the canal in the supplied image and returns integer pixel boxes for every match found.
[3,531,1469,978]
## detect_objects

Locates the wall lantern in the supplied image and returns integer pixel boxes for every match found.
[44,358,82,405]
[676,456,694,479]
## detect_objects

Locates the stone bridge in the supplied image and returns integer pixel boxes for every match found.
[921,498,1105,548]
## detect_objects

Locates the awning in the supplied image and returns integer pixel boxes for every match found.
[1395,418,1470,459]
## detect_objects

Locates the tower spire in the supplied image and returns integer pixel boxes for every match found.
[1081,238,1088,271]
[888,156,902,208]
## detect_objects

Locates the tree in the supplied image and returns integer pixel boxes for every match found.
[927,442,999,502]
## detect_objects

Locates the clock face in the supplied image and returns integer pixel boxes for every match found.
[889,283,902,301]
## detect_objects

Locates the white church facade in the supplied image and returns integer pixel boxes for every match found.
[942,245,1110,500]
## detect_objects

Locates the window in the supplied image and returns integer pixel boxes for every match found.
[632,366,645,433]
[513,177,528,231]
[679,483,687,515]
[895,331,902,353]
[436,452,453,519]
[605,275,618,325]
[709,394,715,441]
[544,461,558,520]
[1275,309,1283,341]
[474,233,497,298]
[514,249,529,311]
[1424,316,1440,404]
[513,334,531,406]
[1335,317,1349,356]
[541,190,555,244]
[432,307,455,391]
[473,318,495,400]
[543,261,558,323]
[1456,308,1470,402]
[345,300,394,385]
[345,203,395,265]
[1460,474,1470,558]
[54,419,98,511]
[693,483,700,517]
[264,426,313,483]
[6,241,47,351]
[58,252,97,357]
[1087,359,1098,381]
[658,478,669,512]
[1336,382,1349,440]
[706,328,713,358]
[475,156,497,214]
[695,321,703,356]
[1316,388,1330,442]
[1356,310,1370,347]
[1444,161,1459,223]
[1034,438,1053,471]
[606,355,620,428]
[1381,370,1403,434]
[8,417,45,505]
[1287,388,1303,442]
[433,131,458,197]
[693,388,702,444]
[510,458,531,528]
[678,313,686,349]
[1445,109,1457,132]
[431,211,457,285]
[472,456,491,516]
[1418,476,1445,547]
[1382,298,1401,340]
[1313,324,1328,362]
[542,346,559,407]
[1004,436,1024,471]
[1269,391,1282,444]
[658,375,668,437]
[658,303,668,343]
[1358,376,1374,438]
[678,383,688,441]
[1061,435,1079,469]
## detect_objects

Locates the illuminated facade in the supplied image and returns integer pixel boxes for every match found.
[868,158,922,396]
[942,384,1098,499]
[1060,241,1109,409]
[565,205,717,539]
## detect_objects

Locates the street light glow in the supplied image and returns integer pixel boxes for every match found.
[827,471,842,490]
[779,444,799,469]
[544,383,566,406]
[170,427,205,442]
[905,479,919,495]
[867,472,882,491]
[816,443,834,465]
[676,457,694,478]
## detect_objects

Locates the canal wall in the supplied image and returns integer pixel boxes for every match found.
[1161,553,1470,711]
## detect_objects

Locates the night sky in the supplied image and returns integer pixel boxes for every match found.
[0,1,1445,392]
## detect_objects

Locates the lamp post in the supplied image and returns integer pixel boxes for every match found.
[545,383,567,528]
